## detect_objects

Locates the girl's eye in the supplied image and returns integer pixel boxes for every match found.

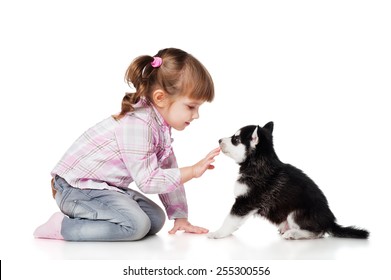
[187,105,195,110]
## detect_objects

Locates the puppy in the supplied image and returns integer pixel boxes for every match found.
[208,122,369,240]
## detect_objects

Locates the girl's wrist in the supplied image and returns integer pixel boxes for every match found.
[179,166,195,184]
[191,165,197,179]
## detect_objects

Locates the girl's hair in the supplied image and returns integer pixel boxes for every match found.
[114,48,214,120]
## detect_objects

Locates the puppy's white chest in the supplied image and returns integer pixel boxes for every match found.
[234,181,249,197]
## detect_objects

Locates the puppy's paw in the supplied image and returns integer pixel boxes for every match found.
[282,230,297,240]
[282,229,323,240]
[207,231,230,239]
[278,221,289,235]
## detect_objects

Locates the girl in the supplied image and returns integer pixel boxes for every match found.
[34,48,220,241]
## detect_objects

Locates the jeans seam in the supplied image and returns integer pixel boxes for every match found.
[75,189,139,233]
[59,188,72,210]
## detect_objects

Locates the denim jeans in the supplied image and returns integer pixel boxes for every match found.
[53,175,165,241]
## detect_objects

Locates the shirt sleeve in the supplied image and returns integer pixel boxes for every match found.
[158,151,189,220]
[115,116,182,194]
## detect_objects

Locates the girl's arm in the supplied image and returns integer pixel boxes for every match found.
[167,147,220,234]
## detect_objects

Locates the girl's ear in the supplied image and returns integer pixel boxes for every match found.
[152,90,168,108]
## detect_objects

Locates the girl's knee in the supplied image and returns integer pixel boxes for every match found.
[131,208,166,238]
[128,214,152,240]
[148,207,166,235]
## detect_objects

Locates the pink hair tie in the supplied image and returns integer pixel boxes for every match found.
[151,56,163,68]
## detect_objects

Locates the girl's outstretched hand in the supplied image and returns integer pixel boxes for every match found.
[168,218,209,234]
[192,147,220,178]
[179,147,220,184]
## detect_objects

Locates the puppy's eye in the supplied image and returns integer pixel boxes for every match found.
[232,136,240,145]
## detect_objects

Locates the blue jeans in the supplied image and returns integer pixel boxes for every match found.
[53,176,165,241]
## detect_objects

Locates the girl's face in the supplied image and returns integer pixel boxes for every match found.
[157,95,204,131]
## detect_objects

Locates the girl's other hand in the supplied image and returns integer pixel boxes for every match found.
[168,218,209,234]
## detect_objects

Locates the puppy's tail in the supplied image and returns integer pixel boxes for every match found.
[329,223,369,239]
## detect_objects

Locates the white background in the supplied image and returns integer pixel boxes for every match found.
[1,0,390,279]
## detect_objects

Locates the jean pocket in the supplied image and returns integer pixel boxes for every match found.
[69,200,98,220]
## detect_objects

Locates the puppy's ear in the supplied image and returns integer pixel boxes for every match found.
[251,126,259,148]
[263,122,274,134]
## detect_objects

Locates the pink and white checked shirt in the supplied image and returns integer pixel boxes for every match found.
[51,98,188,219]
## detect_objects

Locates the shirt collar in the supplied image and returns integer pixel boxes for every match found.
[151,104,169,129]
[137,97,170,130]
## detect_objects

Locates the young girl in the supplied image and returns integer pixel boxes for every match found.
[34,48,220,241]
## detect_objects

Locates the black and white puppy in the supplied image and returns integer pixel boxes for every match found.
[208,122,369,240]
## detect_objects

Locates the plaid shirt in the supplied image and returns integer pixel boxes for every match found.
[51,98,187,219]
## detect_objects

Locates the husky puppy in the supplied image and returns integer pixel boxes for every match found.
[208,122,369,240]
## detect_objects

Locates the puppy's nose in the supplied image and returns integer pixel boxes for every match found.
[218,139,222,144]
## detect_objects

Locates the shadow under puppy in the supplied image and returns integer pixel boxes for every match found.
[208,122,369,240]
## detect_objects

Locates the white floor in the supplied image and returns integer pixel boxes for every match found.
[27,217,377,261]
[2,207,385,260]
[2,213,388,279]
